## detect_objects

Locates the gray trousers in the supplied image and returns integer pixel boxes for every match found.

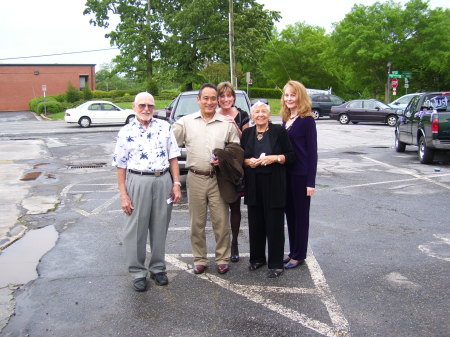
[123,172,172,279]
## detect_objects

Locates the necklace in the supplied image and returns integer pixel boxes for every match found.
[256,126,268,141]
[289,114,298,120]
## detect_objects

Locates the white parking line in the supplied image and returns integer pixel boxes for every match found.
[165,251,350,337]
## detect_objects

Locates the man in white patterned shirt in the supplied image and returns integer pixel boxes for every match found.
[112,92,181,292]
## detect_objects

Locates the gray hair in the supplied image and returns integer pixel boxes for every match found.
[134,92,155,104]
[250,100,270,114]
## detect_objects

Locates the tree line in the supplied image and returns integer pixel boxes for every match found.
[86,0,450,100]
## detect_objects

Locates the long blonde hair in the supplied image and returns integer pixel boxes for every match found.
[280,80,312,123]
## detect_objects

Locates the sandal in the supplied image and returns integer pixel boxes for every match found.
[267,269,284,278]
[248,262,266,271]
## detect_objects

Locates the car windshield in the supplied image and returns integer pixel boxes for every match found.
[376,101,391,109]
[424,93,450,111]
[173,92,250,120]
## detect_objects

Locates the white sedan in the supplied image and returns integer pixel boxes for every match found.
[64,101,135,128]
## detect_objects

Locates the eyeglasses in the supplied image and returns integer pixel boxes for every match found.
[138,103,154,110]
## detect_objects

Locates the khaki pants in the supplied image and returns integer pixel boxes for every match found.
[187,171,230,265]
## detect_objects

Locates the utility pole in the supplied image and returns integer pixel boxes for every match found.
[229,0,237,87]
[386,61,392,104]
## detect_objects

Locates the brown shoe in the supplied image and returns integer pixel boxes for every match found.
[193,265,207,274]
[217,264,229,274]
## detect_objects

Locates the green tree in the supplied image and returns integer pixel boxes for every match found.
[84,0,163,82]
[83,84,93,100]
[160,0,279,89]
[260,23,338,91]
[331,0,450,97]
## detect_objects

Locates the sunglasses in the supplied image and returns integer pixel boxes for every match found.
[138,103,154,109]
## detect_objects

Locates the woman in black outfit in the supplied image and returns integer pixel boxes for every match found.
[217,81,250,263]
[240,101,295,278]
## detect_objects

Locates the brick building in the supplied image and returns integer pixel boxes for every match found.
[0,64,96,111]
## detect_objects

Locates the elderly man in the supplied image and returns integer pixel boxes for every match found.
[112,92,181,292]
[173,83,240,275]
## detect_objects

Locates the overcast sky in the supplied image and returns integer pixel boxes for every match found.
[0,0,447,71]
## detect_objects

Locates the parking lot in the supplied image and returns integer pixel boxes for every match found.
[0,114,449,336]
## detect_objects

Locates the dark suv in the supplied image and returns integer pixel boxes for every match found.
[155,90,252,173]
[310,94,346,119]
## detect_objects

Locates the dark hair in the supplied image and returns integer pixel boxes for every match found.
[198,83,218,98]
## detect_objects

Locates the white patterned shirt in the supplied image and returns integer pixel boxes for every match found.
[112,118,181,172]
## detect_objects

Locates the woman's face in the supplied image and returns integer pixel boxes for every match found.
[283,86,297,110]
[251,105,270,127]
[218,90,235,110]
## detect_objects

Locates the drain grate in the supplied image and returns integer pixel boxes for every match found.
[67,162,107,169]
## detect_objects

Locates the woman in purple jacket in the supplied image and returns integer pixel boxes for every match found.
[281,80,318,269]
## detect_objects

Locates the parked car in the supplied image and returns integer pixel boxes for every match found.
[310,94,346,119]
[64,101,135,128]
[394,91,450,164]
[389,93,423,111]
[330,99,401,126]
[155,90,252,173]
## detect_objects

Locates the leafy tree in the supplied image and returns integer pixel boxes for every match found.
[260,23,337,91]
[84,0,163,81]
[83,84,93,100]
[331,0,450,98]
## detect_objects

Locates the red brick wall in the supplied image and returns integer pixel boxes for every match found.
[0,64,96,111]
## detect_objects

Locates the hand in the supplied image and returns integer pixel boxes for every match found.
[171,185,182,203]
[258,155,276,167]
[121,194,134,215]
[306,187,315,197]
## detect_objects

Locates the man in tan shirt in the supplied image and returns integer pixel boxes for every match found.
[173,83,240,275]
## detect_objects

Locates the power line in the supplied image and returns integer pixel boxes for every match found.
[0,48,119,61]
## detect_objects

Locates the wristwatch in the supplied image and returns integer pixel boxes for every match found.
[173,181,181,186]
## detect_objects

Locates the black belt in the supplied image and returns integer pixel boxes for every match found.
[128,168,168,176]
[189,168,216,177]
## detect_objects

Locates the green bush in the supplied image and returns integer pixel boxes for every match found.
[157,90,179,100]
[247,87,283,99]
[29,96,57,112]
[83,85,93,100]
[145,78,159,96]
[37,100,63,114]
[52,93,66,102]
[92,90,110,98]
[66,82,82,103]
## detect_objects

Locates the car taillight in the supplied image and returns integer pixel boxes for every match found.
[431,115,439,134]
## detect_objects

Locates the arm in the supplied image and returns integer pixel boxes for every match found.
[169,158,182,203]
[117,167,134,215]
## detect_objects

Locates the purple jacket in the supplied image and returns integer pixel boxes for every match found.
[285,116,318,188]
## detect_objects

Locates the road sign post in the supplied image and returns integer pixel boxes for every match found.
[42,85,47,116]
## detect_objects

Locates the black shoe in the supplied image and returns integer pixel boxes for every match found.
[248,262,266,271]
[150,272,169,286]
[267,269,284,278]
[230,255,240,263]
[283,256,290,264]
[133,277,147,292]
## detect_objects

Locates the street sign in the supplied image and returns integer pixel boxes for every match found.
[403,71,412,78]
[391,70,399,75]
[42,85,47,92]
[389,74,402,78]
[405,84,409,89]
[391,78,398,88]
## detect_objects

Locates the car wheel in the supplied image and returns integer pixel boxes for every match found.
[418,136,434,164]
[79,117,91,128]
[394,131,406,152]
[126,115,135,124]
[386,115,397,127]
[339,114,349,124]
[312,109,320,120]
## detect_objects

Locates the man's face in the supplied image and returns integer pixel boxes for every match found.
[133,96,154,123]
[197,87,218,115]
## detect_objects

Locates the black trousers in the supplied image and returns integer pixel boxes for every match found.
[248,173,285,269]
[285,174,311,261]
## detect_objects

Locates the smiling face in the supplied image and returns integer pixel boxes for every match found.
[133,92,155,125]
[283,85,298,112]
[251,103,270,129]
[197,86,218,116]
[218,89,235,110]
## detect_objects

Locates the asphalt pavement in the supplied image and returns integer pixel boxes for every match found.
[0,112,449,337]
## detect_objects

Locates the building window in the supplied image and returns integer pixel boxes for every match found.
[79,75,88,90]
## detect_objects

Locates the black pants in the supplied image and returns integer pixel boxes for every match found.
[248,173,285,269]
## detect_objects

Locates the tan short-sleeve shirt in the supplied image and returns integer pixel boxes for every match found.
[173,111,240,171]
